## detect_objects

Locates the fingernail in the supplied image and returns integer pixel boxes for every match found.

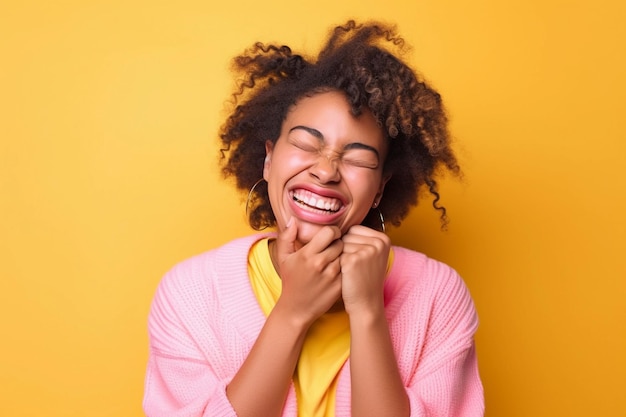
[286,217,293,228]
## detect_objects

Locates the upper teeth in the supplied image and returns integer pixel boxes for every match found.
[292,189,341,212]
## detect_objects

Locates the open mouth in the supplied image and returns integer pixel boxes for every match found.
[290,189,343,214]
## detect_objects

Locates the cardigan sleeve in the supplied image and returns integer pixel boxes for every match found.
[142,266,238,417]
[406,342,483,417]
[401,259,484,417]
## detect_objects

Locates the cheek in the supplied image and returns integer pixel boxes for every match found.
[265,151,312,199]
[344,171,382,203]
[272,150,315,177]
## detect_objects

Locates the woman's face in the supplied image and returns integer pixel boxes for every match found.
[263,90,390,246]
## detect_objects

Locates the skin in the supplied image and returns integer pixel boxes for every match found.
[226,90,410,417]
[263,89,389,248]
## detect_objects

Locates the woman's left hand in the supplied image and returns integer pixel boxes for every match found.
[340,225,391,316]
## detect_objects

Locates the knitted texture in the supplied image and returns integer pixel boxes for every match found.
[143,234,484,417]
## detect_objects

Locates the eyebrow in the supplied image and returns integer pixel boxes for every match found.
[289,125,380,159]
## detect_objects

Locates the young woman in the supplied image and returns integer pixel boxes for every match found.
[143,20,483,417]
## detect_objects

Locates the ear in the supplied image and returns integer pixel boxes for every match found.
[373,173,392,207]
[262,140,274,181]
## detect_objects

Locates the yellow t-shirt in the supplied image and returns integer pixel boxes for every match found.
[247,238,393,417]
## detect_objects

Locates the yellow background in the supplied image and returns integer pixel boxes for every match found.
[1,0,624,416]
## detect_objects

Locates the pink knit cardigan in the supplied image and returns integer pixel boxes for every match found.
[143,234,484,416]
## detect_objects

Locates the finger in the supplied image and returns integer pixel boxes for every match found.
[341,234,383,248]
[322,256,342,277]
[343,226,389,246]
[321,238,344,260]
[341,234,389,258]
[304,238,344,273]
[347,224,376,235]
[275,217,297,262]
[304,225,342,254]
[341,233,371,245]
[345,224,385,239]
[340,242,362,254]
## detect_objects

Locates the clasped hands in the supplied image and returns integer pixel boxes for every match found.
[271,218,390,327]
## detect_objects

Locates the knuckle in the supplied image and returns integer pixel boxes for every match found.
[329,260,342,276]
[311,257,328,272]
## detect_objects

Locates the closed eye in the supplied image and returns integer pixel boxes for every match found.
[289,136,319,152]
[342,143,380,169]
[342,151,379,169]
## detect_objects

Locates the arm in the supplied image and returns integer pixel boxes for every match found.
[143,266,238,417]
[341,227,483,417]
[348,305,411,417]
[403,262,483,417]
[224,303,309,417]
[144,222,344,417]
[226,219,344,417]
[348,299,482,417]
[405,342,483,417]
[341,226,410,417]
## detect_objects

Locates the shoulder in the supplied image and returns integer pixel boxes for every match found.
[147,234,273,349]
[385,247,479,370]
[161,234,272,284]
[387,246,467,300]
[386,246,478,329]
[151,233,273,312]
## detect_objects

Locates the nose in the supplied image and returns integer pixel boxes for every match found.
[310,153,341,183]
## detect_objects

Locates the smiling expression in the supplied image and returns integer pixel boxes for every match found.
[263,90,390,245]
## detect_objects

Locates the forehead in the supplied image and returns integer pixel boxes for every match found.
[282,91,385,147]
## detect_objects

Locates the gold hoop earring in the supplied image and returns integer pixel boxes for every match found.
[246,178,267,230]
[372,202,386,233]
[377,208,386,233]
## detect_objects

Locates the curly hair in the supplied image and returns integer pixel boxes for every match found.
[220,20,461,231]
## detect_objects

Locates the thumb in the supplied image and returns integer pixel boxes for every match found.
[275,217,297,262]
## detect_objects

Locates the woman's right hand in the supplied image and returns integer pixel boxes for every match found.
[227,218,341,417]
[271,218,343,327]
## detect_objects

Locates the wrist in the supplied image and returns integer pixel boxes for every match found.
[271,300,316,333]
[345,300,385,322]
